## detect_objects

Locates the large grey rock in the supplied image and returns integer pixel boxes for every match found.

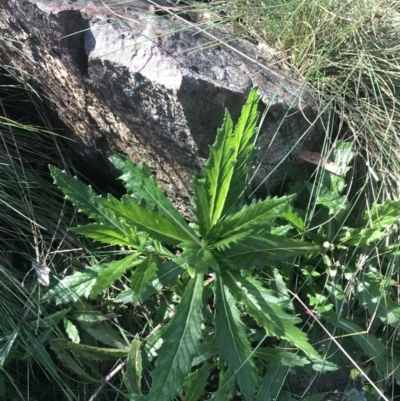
[0,0,325,216]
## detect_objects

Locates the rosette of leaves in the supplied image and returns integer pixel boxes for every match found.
[49,88,325,401]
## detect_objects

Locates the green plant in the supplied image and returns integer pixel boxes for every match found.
[49,87,326,400]
[0,67,104,401]
[48,87,400,401]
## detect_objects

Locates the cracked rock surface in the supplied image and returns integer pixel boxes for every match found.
[0,0,326,215]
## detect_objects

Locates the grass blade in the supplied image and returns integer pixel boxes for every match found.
[224,271,320,359]
[110,154,199,243]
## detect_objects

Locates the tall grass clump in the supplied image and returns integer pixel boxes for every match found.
[219,0,400,198]
[0,67,108,400]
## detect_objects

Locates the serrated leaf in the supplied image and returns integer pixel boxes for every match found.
[222,88,260,218]
[51,339,129,360]
[64,318,80,343]
[110,154,198,242]
[364,199,400,230]
[181,242,219,276]
[50,340,99,382]
[47,265,100,305]
[223,271,320,359]
[101,194,197,246]
[116,286,162,307]
[282,208,305,231]
[183,363,210,401]
[338,226,392,246]
[256,347,310,367]
[71,301,119,322]
[49,165,130,235]
[131,255,159,302]
[91,253,141,297]
[217,234,321,269]
[209,230,253,252]
[157,258,185,285]
[114,289,137,304]
[214,274,257,401]
[72,223,142,247]
[213,195,294,240]
[146,273,204,401]
[346,228,395,247]
[192,179,211,239]
[79,320,126,349]
[339,199,400,246]
[321,141,355,195]
[115,258,183,304]
[197,109,233,232]
[29,308,71,328]
[125,337,143,395]
[271,225,293,237]
[74,313,126,348]
[314,185,350,218]
[197,88,260,233]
